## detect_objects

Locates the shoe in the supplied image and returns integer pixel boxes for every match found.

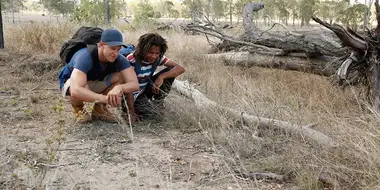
[72,104,92,124]
[92,103,118,123]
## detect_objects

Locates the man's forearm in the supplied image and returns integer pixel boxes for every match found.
[119,82,139,94]
[70,86,107,104]
[159,66,185,79]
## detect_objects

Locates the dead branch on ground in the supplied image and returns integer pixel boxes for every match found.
[206,52,337,76]
[235,170,288,181]
[172,80,338,148]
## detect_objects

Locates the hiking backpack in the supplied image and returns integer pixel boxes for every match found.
[59,26,104,64]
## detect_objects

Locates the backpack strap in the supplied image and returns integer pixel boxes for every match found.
[133,59,141,76]
[150,55,162,77]
[87,44,106,81]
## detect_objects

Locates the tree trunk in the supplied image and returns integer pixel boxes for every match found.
[0,2,4,49]
[105,0,111,25]
[11,0,15,24]
[229,1,232,26]
[243,2,264,38]
[363,0,373,32]
[371,55,380,112]
[210,0,214,23]
[206,52,337,76]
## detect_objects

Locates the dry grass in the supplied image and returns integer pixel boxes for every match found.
[4,22,75,54]
[161,31,380,189]
[4,22,380,189]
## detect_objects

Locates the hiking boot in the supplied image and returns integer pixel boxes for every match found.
[72,104,92,124]
[92,103,118,123]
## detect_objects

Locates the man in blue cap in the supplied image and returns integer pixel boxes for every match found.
[58,28,139,123]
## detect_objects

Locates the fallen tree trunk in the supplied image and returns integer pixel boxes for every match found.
[172,80,338,149]
[242,2,345,57]
[206,52,339,76]
[182,1,380,109]
[183,2,346,58]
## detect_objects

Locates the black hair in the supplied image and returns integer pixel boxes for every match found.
[134,33,168,60]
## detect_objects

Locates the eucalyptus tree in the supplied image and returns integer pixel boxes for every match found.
[213,0,225,21]
[39,0,76,16]
[181,0,203,21]
[71,0,123,25]
[1,0,25,12]
[286,0,298,26]
[338,3,367,31]
[299,0,319,26]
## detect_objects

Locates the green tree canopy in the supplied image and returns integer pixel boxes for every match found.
[338,3,367,30]
[1,0,25,12]
[39,0,76,15]
[300,0,319,26]
[71,0,123,25]
[133,1,158,25]
[213,0,225,20]
[181,0,202,20]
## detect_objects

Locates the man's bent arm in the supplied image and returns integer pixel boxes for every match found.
[160,60,185,79]
[119,67,139,93]
[70,68,108,104]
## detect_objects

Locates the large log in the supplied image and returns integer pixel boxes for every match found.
[184,3,346,58]
[172,80,338,149]
[242,2,346,57]
[206,52,338,76]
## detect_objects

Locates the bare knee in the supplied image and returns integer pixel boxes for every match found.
[109,72,123,85]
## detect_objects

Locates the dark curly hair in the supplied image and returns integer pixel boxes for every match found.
[133,33,168,61]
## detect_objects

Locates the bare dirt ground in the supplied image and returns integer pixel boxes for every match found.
[0,51,289,189]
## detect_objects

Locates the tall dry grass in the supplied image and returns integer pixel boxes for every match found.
[4,22,76,54]
[162,31,380,189]
[4,22,380,189]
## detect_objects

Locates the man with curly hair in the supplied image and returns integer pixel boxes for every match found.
[120,33,185,122]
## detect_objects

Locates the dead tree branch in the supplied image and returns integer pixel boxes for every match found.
[186,27,284,55]
[259,22,304,38]
[172,80,338,148]
[194,9,215,27]
[312,17,367,52]
[187,24,228,38]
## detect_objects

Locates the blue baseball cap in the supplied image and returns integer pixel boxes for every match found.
[100,28,127,47]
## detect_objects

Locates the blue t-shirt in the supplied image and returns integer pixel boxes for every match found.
[58,48,131,89]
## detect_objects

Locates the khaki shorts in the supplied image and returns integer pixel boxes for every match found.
[61,74,113,97]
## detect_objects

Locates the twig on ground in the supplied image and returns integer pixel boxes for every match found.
[36,162,79,168]
[56,147,91,151]
[303,123,318,129]
[235,170,287,181]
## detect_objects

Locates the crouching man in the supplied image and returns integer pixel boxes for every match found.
[58,28,139,123]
